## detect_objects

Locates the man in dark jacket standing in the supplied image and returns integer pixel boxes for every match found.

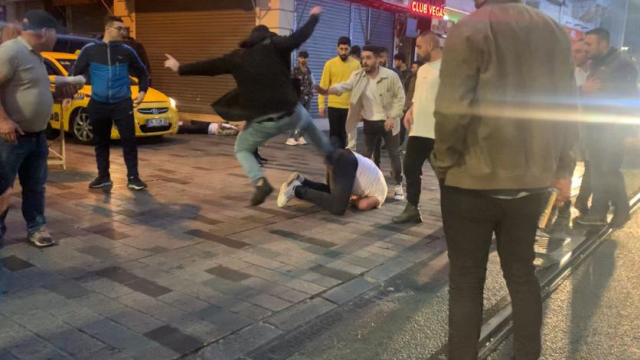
[165,6,332,206]
[71,15,150,191]
[431,0,578,358]
[575,27,638,228]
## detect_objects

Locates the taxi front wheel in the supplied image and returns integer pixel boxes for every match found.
[70,108,95,145]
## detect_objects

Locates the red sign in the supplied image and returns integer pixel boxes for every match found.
[565,27,585,41]
[410,0,446,19]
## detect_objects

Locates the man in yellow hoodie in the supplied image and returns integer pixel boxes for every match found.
[318,36,361,149]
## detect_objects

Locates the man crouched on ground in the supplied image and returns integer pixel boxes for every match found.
[277,143,387,215]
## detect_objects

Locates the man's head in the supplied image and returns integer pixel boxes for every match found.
[572,39,589,68]
[584,28,611,60]
[474,0,488,9]
[411,60,424,74]
[349,45,361,61]
[104,15,126,42]
[337,36,351,61]
[393,53,407,70]
[378,47,390,67]
[362,45,383,74]
[21,10,60,52]
[298,50,309,67]
[416,31,440,63]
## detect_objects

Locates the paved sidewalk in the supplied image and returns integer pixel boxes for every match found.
[0,133,445,360]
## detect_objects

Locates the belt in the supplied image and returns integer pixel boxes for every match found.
[20,131,44,138]
[255,110,294,123]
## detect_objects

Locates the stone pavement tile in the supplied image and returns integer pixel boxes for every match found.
[228,301,272,322]
[74,293,128,317]
[0,255,34,272]
[244,293,292,312]
[365,244,399,257]
[400,243,444,263]
[125,278,173,298]
[108,308,166,334]
[45,279,92,299]
[48,328,107,356]
[239,254,285,270]
[309,264,357,282]
[321,277,378,305]
[143,325,203,355]
[204,265,251,282]
[126,344,180,360]
[184,230,249,249]
[297,237,338,248]
[194,305,252,333]
[56,308,105,331]
[82,278,136,298]
[210,258,253,271]
[156,292,211,313]
[365,257,415,282]
[1,288,76,317]
[275,288,311,303]
[266,297,337,331]
[269,229,304,241]
[74,347,132,360]
[275,277,327,296]
[323,260,369,276]
[90,320,157,354]
[171,315,230,343]
[3,333,62,359]
[301,245,343,259]
[246,246,282,260]
[339,254,385,269]
[201,277,256,298]
[0,351,17,360]
[117,292,187,323]
[192,323,282,360]
[94,266,140,284]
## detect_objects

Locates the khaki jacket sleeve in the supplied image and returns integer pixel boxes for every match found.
[329,71,357,96]
[431,23,481,175]
[389,72,406,119]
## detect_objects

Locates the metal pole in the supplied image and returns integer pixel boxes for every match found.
[620,0,630,47]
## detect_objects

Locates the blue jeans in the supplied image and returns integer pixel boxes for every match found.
[235,104,332,183]
[0,133,49,241]
[288,101,310,139]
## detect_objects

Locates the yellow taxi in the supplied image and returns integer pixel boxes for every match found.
[44,51,179,144]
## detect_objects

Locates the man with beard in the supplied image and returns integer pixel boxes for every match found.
[318,37,361,149]
[317,45,405,201]
[393,32,442,224]
[164,7,333,206]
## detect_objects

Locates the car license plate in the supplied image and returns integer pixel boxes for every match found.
[147,118,169,127]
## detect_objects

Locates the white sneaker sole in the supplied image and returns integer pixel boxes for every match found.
[89,181,113,189]
[127,184,147,190]
[277,173,301,207]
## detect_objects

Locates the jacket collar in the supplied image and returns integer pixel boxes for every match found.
[592,48,619,68]
[357,66,392,82]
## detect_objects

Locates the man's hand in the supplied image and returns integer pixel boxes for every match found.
[318,107,326,119]
[315,85,328,96]
[552,177,571,205]
[54,83,80,100]
[133,91,146,108]
[164,54,180,72]
[581,78,601,94]
[0,119,24,145]
[404,107,413,131]
[384,117,395,132]
[310,6,323,16]
[62,99,73,110]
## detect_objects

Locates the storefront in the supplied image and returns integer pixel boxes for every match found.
[134,0,256,117]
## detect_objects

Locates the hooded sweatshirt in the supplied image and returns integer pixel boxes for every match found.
[178,15,320,121]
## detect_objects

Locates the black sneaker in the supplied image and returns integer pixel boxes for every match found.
[250,178,273,206]
[89,176,113,189]
[28,228,56,248]
[127,177,148,190]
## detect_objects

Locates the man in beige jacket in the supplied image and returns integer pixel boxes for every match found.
[317,45,406,200]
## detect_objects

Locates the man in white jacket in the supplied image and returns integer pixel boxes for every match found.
[317,45,406,200]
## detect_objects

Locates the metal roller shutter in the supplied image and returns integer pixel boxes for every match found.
[350,3,369,48]
[368,8,395,54]
[296,0,352,117]
[136,8,255,115]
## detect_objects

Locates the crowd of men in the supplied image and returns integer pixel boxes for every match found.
[0,1,637,358]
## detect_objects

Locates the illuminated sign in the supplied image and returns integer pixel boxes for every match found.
[410,0,446,19]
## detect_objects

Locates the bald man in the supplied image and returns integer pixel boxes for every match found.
[393,32,442,224]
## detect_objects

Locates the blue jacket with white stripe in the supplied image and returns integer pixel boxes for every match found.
[71,41,149,104]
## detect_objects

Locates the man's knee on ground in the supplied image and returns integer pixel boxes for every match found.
[328,201,349,216]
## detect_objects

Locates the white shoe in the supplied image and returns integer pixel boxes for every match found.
[297,137,308,145]
[286,138,298,146]
[278,174,303,208]
[394,185,405,200]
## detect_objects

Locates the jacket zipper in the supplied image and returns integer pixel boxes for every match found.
[107,43,112,103]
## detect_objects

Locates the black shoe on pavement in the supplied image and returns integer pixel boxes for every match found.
[89,176,113,189]
[610,213,631,229]
[575,214,608,226]
[28,228,55,248]
[250,178,273,206]
[392,203,423,224]
[127,177,148,190]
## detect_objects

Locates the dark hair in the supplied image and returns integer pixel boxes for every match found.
[393,53,407,63]
[362,45,384,57]
[381,47,390,55]
[349,45,361,58]
[104,15,124,27]
[298,51,309,58]
[412,60,424,67]
[586,27,610,45]
[337,36,351,47]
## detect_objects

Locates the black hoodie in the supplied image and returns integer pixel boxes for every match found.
[178,14,320,121]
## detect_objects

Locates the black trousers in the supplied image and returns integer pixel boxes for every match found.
[587,127,629,218]
[442,186,544,360]
[403,136,435,206]
[295,149,357,215]
[328,107,348,149]
[362,120,402,185]
[88,99,139,179]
